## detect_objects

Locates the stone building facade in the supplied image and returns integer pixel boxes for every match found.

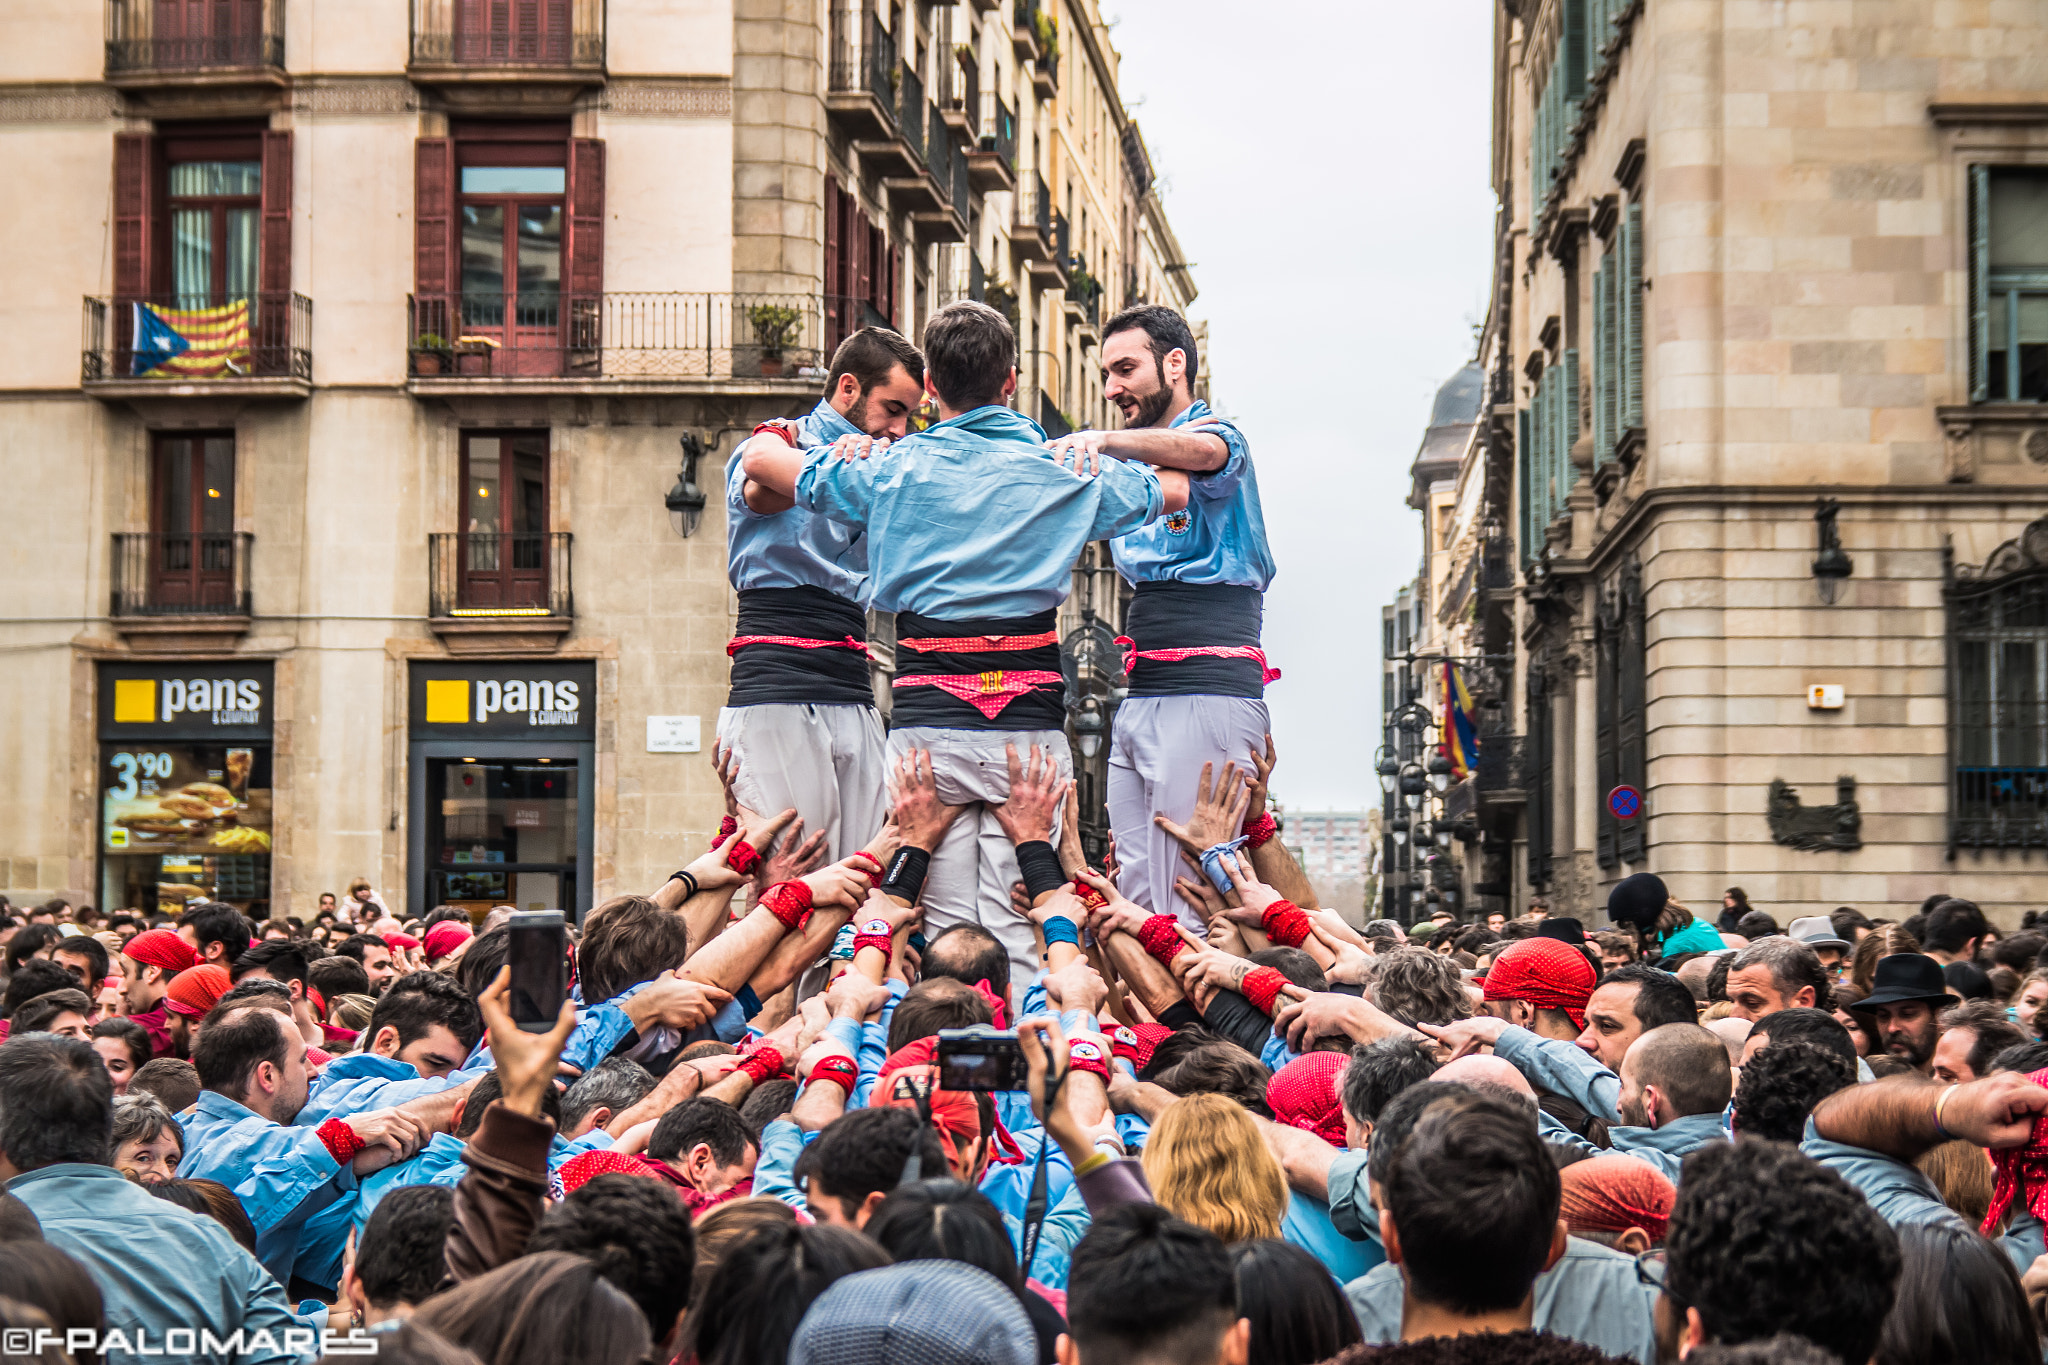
[1390,0,2048,928]
[0,0,1201,918]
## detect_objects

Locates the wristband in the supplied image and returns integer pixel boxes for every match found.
[736,1045,786,1086]
[1242,810,1280,850]
[726,838,762,877]
[807,1055,859,1093]
[881,846,930,904]
[317,1118,366,1166]
[1070,879,1109,913]
[1199,836,1250,894]
[1074,1149,1114,1179]
[711,814,738,850]
[761,880,814,931]
[1110,1024,1143,1069]
[1064,1037,1112,1083]
[1934,1082,1960,1139]
[668,869,700,900]
[851,915,895,960]
[829,923,859,961]
[1041,916,1081,949]
[1260,900,1312,949]
[1015,841,1067,900]
[752,418,801,445]
[1137,915,1185,966]
[1241,966,1288,1015]
[847,851,886,886]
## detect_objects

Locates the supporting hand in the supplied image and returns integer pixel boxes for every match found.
[888,748,969,853]
[990,743,1070,846]
[1154,761,1252,856]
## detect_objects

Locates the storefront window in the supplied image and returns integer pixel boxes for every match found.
[426,757,577,916]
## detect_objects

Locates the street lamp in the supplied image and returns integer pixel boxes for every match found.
[666,433,708,538]
[1409,887,1425,907]
[1073,694,1107,759]
[1377,753,1400,795]
[1427,751,1453,794]
[1399,764,1426,811]
[1389,811,1409,847]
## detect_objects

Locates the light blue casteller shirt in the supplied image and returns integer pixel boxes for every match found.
[178,1090,361,1287]
[1493,1026,1731,1182]
[794,405,1165,617]
[1108,400,1275,590]
[727,398,868,597]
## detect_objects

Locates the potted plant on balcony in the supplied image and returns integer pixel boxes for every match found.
[411,332,454,376]
[749,303,803,378]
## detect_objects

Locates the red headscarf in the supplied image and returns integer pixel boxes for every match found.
[553,1149,755,1214]
[876,1038,1025,1171]
[163,965,232,1020]
[124,929,199,976]
[1266,1050,1350,1147]
[1986,1067,2048,1235]
[1483,938,1596,1030]
[1559,1154,1675,1243]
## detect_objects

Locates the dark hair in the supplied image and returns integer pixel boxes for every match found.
[365,971,484,1055]
[920,926,1010,1017]
[88,1018,151,1076]
[1151,1041,1273,1117]
[422,905,471,930]
[0,1242,102,1361]
[1683,1338,1852,1365]
[50,934,108,988]
[1921,899,1987,955]
[825,325,926,395]
[1601,964,1698,1031]
[1874,1220,2038,1365]
[1750,1007,1857,1065]
[208,978,293,1023]
[865,1178,1022,1292]
[921,301,1015,409]
[1066,1204,1236,1360]
[1249,946,1327,996]
[129,1058,200,1113]
[1727,938,1832,1013]
[454,1070,559,1138]
[528,1173,698,1343]
[1991,1040,2048,1074]
[456,927,511,999]
[1366,1081,1482,1189]
[647,1097,754,1166]
[411,1249,652,1365]
[178,903,249,967]
[0,1192,41,1242]
[1734,911,1781,940]
[1704,955,1732,1003]
[1102,303,1201,388]
[3,961,75,1017]
[1667,1140,1899,1363]
[3,925,62,976]
[308,953,371,1002]
[887,977,994,1055]
[1230,1238,1362,1365]
[1944,960,1995,1000]
[1993,931,2046,974]
[230,939,308,988]
[191,1005,290,1099]
[800,1107,949,1219]
[147,1177,259,1252]
[1455,926,1501,955]
[738,1078,798,1139]
[1831,907,1875,940]
[681,1222,891,1365]
[1731,1041,1855,1142]
[0,1036,113,1169]
[11,989,93,1036]
[353,1185,455,1308]
[1724,888,1750,909]
[1384,1093,1560,1313]
[578,897,687,1006]
[1138,1024,1228,1081]
[561,1058,657,1134]
[333,933,391,964]
[1630,1024,1733,1119]
[1939,998,2026,1076]
[1341,1036,1439,1126]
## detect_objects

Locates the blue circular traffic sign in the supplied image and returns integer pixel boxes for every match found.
[1607,785,1642,820]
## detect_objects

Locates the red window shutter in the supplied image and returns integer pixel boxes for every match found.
[415,137,453,297]
[880,232,896,326]
[853,211,871,317]
[113,132,154,299]
[566,138,605,297]
[824,175,841,300]
[260,129,292,295]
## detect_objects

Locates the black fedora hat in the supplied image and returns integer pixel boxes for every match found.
[1848,953,1953,1013]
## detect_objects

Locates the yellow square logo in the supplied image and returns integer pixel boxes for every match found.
[113,678,156,724]
[424,679,470,725]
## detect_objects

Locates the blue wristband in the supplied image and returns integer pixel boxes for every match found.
[829,923,858,961]
[1042,916,1081,948]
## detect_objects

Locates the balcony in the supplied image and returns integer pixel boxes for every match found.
[827,7,898,141]
[1065,259,1102,338]
[1037,389,1072,439]
[407,292,829,395]
[908,121,970,243]
[969,92,1018,194]
[428,532,574,653]
[1012,0,1045,63]
[1474,733,1528,810]
[408,0,605,98]
[1033,49,1059,101]
[105,0,285,88]
[110,532,252,650]
[1011,174,1067,285]
[83,294,312,399]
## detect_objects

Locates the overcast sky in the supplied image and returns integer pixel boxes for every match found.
[1105,1,1498,811]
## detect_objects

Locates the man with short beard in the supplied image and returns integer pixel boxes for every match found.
[720,327,929,866]
[1846,954,1951,1074]
[1045,305,1281,929]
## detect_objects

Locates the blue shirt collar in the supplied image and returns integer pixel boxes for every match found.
[193,1088,265,1123]
[808,398,862,444]
[1167,399,1213,429]
[922,404,1048,442]
[4,1162,126,1192]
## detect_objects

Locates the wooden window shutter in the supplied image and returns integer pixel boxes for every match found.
[114,132,154,299]
[1623,201,1644,429]
[566,138,605,297]
[824,175,841,301]
[1970,164,1991,403]
[882,233,897,326]
[853,211,871,316]
[1590,259,1611,464]
[415,138,453,298]
[260,130,292,296]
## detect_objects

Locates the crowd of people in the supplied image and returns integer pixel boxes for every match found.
[5,303,2048,1365]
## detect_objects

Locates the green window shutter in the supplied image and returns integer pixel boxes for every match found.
[1591,259,1612,464]
[1563,348,1581,479]
[1971,163,1990,404]
[1518,406,1535,565]
[1623,200,1644,431]
[1564,0,1588,98]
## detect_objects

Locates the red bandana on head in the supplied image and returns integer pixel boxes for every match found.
[971,979,1009,1029]
[1482,938,1596,1030]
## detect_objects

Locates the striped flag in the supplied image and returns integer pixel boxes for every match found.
[1442,661,1480,780]
[132,300,251,378]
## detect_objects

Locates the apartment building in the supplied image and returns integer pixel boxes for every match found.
[0,0,1203,917]
[1291,809,1371,921]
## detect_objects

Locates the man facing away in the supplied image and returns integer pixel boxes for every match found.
[1048,306,1278,929]
[722,327,929,863]
[743,301,1188,979]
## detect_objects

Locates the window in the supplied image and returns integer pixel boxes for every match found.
[1971,167,2048,403]
[1947,518,2048,850]
[1590,202,1644,467]
[1595,558,1647,868]
[150,433,237,609]
[452,0,575,64]
[461,162,565,331]
[1521,350,1578,565]
[458,432,550,611]
[168,158,260,306]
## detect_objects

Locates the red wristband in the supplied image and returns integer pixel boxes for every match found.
[1242,811,1280,850]
[1110,1025,1142,1069]
[1241,966,1288,1015]
[736,1045,786,1086]
[1070,879,1109,913]
[317,1117,366,1166]
[752,419,801,445]
[1137,915,1185,966]
[726,838,762,876]
[848,851,885,886]
[1064,1036,1112,1082]
[712,814,738,850]
[851,914,894,960]
[761,880,814,931]
[807,1054,859,1093]
[1261,900,1312,949]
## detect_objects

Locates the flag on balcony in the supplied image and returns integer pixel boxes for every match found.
[131,300,250,378]
[1442,661,1479,781]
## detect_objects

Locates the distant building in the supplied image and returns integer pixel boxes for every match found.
[1291,809,1370,921]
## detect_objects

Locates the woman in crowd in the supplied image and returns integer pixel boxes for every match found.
[109,1092,182,1185]
[89,1018,149,1095]
[1140,1092,1289,1245]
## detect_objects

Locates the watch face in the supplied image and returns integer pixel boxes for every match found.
[863,918,892,936]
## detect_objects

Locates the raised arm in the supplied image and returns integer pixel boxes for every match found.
[1811,1071,2048,1161]
[736,425,807,509]
[1049,426,1229,474]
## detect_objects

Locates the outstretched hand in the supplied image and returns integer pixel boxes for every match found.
[1154,761,1253,856]
[990,743,1070,846]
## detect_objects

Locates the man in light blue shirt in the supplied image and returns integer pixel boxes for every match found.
[721,328,929,868]
[1,1034,312,1365]
[745,301,1189,979]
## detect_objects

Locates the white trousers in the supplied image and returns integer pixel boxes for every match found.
[716,703,890,864]
[1107,694,1273,930]
[886,725,1072,987]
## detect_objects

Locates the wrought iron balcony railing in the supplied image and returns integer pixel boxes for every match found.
[410,0,604,69]
[828,7,897,114]
[106,0,284,76]
[979,92,1018,167]
[1474,734,1529,798]
[429,532,573,618]
[112,532,253,617]
[84,294,312,384]
[408,293,827,381]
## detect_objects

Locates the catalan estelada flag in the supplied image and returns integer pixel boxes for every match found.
[1443,661,1479,780]
[132,300,251,378]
